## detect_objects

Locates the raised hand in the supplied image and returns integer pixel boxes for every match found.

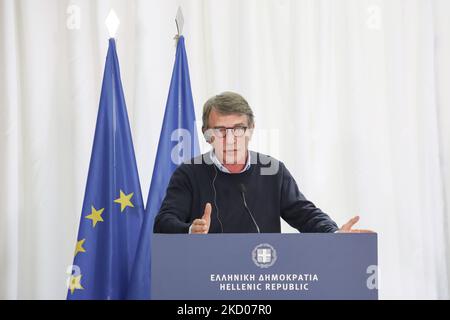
[190,203,212,234]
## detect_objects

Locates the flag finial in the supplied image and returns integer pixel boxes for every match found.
[105,9,120,38]
[175,6,184,37]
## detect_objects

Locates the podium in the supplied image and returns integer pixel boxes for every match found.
[151,233,378,300]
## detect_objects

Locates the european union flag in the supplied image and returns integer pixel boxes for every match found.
[67,39,144,300]
[127,36,200,299]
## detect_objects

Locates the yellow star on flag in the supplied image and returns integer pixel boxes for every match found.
[68,274,84,294]
[74,239,86,257]
[114,190,134,212]
[85,206,104,227]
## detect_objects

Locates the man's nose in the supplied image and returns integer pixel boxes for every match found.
[225,130,235,144]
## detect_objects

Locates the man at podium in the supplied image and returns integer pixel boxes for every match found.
[154,92,371,235]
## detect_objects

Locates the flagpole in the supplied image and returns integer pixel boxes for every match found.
[127,6,200,300]
[68,7,145,300]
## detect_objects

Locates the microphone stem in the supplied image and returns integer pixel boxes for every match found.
[241,191,260,233]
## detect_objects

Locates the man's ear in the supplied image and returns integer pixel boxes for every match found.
[203,128,214,144]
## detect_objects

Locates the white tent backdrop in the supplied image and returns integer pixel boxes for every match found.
[0,0,449,299]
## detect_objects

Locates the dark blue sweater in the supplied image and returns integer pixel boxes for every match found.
[153,151,339,233]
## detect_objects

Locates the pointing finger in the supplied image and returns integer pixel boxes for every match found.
[202,203,212,224]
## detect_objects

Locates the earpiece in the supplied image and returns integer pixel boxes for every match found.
[211,164,224,233]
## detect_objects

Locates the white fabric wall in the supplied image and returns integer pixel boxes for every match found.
[0,0,449,299]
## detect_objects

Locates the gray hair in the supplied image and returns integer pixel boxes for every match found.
[202,92,255,130]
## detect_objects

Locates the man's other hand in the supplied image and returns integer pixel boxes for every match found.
[338,216,375,233]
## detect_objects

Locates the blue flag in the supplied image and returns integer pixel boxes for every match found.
[127,36,200,299]
[67,39,144,300]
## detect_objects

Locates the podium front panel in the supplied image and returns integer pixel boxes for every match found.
[151,233,378,300]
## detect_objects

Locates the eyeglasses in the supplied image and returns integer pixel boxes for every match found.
[211,126,248,138]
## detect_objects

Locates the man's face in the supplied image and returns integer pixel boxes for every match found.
[205,109,253,165]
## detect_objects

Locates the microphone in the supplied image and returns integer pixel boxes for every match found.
[239,184,260,233]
